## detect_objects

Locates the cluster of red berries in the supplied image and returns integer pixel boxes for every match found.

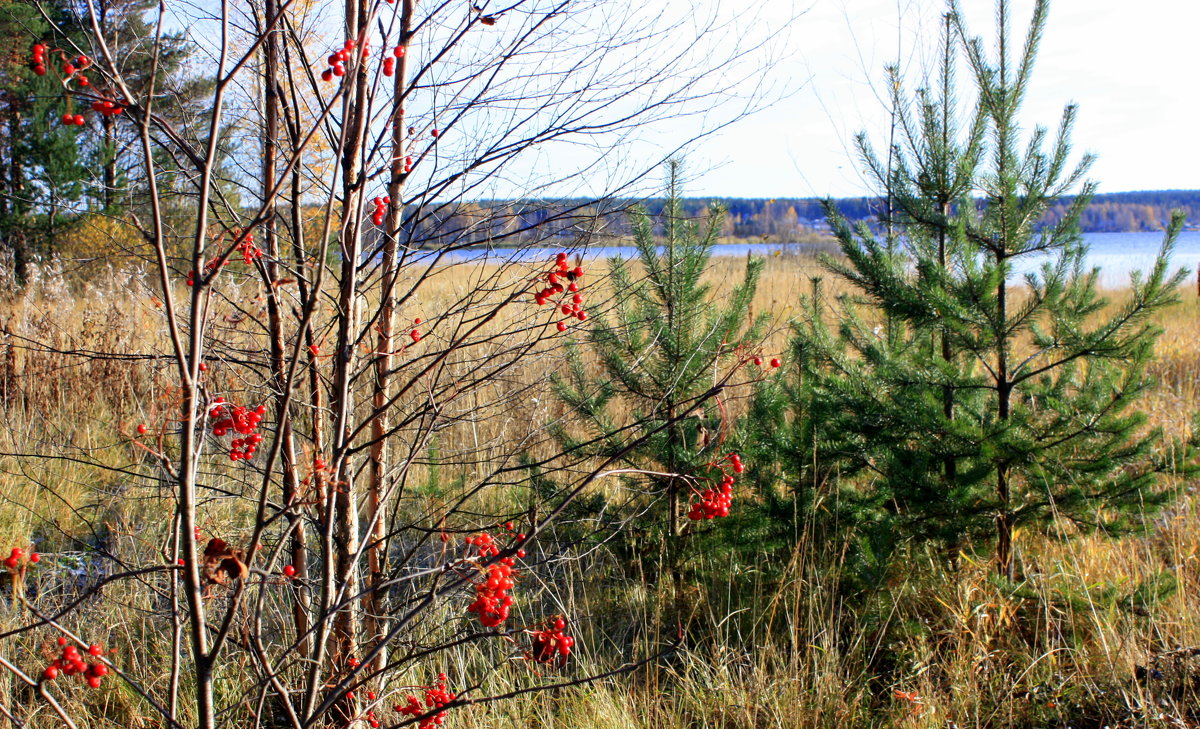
[687,453,745,521]
[752,356,782,368]
[535,253,586,331]
[29,45,105,125]
[395,673,455,728]
[464,526,526,628]
[320,38,367,82]
[207,398,266,461]
[410,317,422,343]
[29,43,48,76]
[468,558,516,628]
[42,47,126,124]
[355,688,381,728]
[89,97,126,117]
[186,229,260,281]
[4,547,38,570]
[370,195,391,226]
[530,617,574,665]
[237,229,261,265]
[62,54,91,85]
[41,638,109,689]
[383,45,406,80]
[466,542,515,627]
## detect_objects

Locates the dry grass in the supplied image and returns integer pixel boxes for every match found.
[0,252,1196,728]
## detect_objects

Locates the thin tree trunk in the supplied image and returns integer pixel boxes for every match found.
[995,254,1013,580]
[329,0,371,718]
[261,0,310,659]
[102,115,116,211]
[364,0,415,677]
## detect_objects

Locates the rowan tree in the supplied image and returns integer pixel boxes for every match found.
[0,1,784,728]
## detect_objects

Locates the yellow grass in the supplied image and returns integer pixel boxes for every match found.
[0,252,1196,727]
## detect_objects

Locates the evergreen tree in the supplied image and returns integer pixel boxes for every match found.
[789,0,1197,578]
[551,161,767,573]
[740,15,984,571]
[0,0,89,281]
[0,0,213,278]
[62,0,215,214]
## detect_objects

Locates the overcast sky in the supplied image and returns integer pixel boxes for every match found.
[680,0,1200,199]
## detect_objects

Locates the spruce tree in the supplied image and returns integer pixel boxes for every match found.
[790,0,1197,578]
[551,161,767,572]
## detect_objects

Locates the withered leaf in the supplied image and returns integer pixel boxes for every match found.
[202,537,248,587]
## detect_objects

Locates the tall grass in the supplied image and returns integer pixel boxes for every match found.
[0,253,1196,727]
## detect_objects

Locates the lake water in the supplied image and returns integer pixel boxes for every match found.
[431,231,1200,289]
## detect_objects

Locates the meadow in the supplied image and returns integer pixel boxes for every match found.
[0,251,1196,728]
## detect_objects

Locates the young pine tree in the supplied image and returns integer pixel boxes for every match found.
[792,0,1197,578]
[743,14,988,570]
[551,161,767,573]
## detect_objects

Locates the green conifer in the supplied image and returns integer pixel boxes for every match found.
[789,0,1197,578]
[551,161,767,571]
